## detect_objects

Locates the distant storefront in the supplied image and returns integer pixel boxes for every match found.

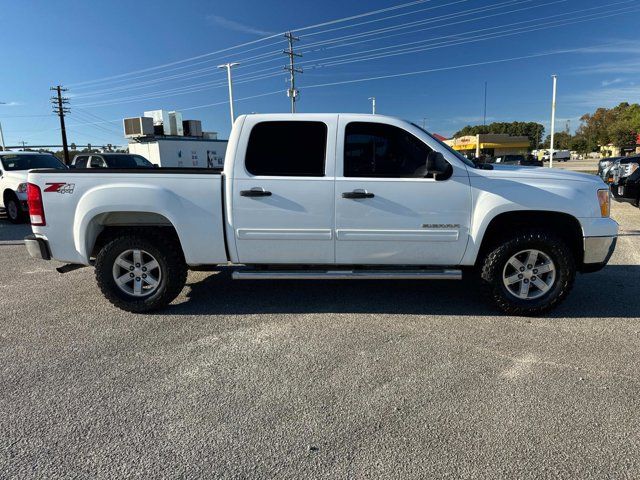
[600,134,640,158]
[444,134,530,157]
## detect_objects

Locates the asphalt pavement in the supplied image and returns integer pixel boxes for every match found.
[1,203,639,479]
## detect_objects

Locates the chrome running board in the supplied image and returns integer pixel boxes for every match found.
[232,269,462,280]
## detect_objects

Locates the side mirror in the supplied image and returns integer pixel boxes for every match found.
[426,151,452,177]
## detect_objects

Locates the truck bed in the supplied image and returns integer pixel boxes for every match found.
[27,168,228,266]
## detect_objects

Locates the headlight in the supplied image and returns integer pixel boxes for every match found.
[16,183,27,193]
[597,189,610,217]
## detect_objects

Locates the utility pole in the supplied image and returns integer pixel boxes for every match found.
[50,85,70,164]
[483,81,488,126]
[283,32,302,113]
[217,62,240,128]
[368,97,376,114]
[549,75,558,169]
[0,101,6,151]
[0,121,5,151]
[20,141,27,150]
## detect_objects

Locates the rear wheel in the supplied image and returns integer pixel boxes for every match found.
[5,194,24,224]
[95,233,187,313]
[480,230,576,316]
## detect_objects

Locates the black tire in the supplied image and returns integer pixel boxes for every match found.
[5,193,24,224]
[95,232,187,313]
[479,230,576,316]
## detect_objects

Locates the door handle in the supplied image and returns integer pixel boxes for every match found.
[240,187,272,197]
[342,189,374,199]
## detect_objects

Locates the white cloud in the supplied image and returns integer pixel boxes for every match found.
[0,101,21,107]
[571,40,640,55]
[602,78,624,87]
[564,85,640,108]
[206,15,274,36]
[574,61,640,75]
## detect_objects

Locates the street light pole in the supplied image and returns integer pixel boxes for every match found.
[218,62,239,128]
[0,121,5,151]
[368,97,376,114]
[549,74,558,169]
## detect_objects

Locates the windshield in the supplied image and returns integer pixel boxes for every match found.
[105,154,153,168]
[410,123,477,168]
[1,154,66,171]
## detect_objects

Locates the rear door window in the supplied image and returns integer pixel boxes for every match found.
[74,156,89,168]
[245,121,327,176]
[89,156,106,168]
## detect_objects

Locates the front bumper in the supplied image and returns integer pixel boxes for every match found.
[611,180,639,205]
[582,236,617,273]
[24,234,51,260]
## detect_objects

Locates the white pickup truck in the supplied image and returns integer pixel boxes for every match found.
[24,114,617,315]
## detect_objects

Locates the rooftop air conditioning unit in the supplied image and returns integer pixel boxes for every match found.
[182,120,203,137]
[123,117,154,138]
[168,111,184,136]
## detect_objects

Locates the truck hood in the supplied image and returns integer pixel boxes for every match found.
[479,165,602,184]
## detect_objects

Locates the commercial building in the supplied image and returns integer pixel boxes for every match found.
[600,134,640,157]
[124,110,227,168]
[445,134,530,158]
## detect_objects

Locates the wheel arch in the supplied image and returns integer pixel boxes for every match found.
[84,211,185,262]
[475,210,584,268]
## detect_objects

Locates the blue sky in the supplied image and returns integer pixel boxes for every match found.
[0,0,639,148]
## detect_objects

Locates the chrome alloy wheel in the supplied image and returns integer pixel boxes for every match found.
[112,249,162,297]
[502,249,556,300]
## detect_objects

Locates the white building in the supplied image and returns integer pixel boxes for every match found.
[124,110,227,168]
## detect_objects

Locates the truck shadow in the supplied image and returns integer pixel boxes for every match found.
[0,216,31,242]
[164,264,640,319]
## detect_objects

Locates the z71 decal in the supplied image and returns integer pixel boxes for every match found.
[44,182,75,194]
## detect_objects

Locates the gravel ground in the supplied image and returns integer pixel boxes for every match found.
[0,203,639,479]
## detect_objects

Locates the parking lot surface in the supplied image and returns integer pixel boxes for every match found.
[1,203,639,479]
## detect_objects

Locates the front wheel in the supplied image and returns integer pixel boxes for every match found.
[479,231,576,316]
[95,233,187,313]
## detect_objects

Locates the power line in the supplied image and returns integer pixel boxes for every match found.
[68,0,538,101]
[65,0,439,89]
[71,0,548,106]
[73,1,635,111]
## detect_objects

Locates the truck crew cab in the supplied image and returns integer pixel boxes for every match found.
[24,114,617,316]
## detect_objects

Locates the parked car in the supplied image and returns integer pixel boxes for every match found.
[70,153,154,169]
[542,150,571,162]
[611,155,640,207]
[598,156,622,181]
[24,113,617,316]
[0,151,66,223]
[493,154,543,167]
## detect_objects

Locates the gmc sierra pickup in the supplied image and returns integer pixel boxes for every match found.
[24,114,618,315]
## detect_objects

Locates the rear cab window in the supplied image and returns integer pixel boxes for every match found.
[245,121,328,176]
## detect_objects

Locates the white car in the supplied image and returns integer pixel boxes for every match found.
[0,151,66,223]
[24,114,618,316]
